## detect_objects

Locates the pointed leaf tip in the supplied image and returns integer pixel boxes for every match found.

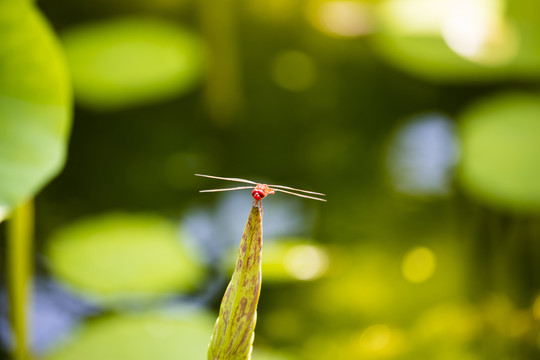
[208,206,263,360]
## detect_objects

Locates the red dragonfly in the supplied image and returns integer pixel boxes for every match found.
[196,174,326,209]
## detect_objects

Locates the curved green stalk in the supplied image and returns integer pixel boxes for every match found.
[197,0,243,124]
[7,199,34,360]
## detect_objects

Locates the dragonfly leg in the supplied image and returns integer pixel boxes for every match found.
[252,199,263,215]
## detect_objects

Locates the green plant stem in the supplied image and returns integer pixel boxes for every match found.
[7,199,34,360]
[198,0,243,125]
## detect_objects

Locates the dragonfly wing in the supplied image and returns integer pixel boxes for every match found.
[273,188,327,202]
[200,186,254,193]
[195,174,257,185]
[268,184,325,196]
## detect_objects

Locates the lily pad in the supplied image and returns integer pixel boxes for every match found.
[43,311,215,360]
[46,213,203,302]
[458,93,540,212]
[61,17,204,110]
[0,3,72,220]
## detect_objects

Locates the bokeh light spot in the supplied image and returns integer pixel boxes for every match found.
[0,204,9,222]
[386,114,459,197]
[533,294,540,320]
[272,51,316,92]
[283,245,329,280]
[441,0,518,65]
[402,246,436,283]
[308,1,373,37]
[359,324,391,352]
[415,302,481,343]
[378,0,448,35]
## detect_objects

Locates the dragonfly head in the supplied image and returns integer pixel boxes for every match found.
[252,184,274,201]
[252,189,265,201]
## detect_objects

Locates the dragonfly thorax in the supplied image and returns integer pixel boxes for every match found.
[252,184,274,202]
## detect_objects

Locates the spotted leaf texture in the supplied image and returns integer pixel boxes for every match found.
[208,206,263,360]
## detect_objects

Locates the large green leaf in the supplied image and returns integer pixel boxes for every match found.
[0,2,72,220]
[46,213,203,302]
[458,92,540,212]
[43,311,215,360]
[208,206,263,360]
[61,17,204,111]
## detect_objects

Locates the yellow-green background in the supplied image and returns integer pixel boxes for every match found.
[1,0,540,359]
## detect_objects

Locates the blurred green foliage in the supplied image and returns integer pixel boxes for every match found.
[374,0,540,81]
[0,1,71,219]
[43,311,216,360]
[459,93,540,212]
[46,213,202,302]
[61,17,204,111]
[1,0,540,359]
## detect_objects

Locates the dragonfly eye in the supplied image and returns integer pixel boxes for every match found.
[252,190,264,200]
